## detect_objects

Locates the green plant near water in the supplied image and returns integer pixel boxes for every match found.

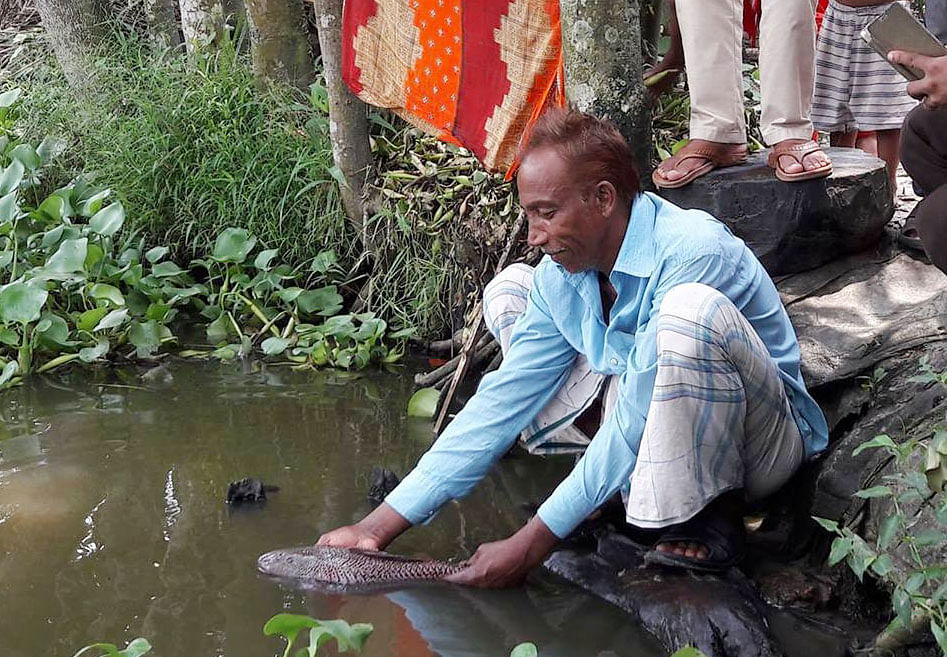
[814,357,947,654]
[0,104,410,387]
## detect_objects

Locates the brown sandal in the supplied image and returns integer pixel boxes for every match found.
[652,140,749,189]
[766,139,833,182]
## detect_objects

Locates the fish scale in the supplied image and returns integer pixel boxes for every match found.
[257,545,469,590]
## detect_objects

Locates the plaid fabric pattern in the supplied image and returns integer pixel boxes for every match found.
[486,269,804,527]
[342,0,565,174]
[812,0,918,133]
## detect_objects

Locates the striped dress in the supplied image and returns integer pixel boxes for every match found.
[812,0,918,133]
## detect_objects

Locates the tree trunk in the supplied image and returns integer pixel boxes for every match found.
[311,0,373,236]
[33,0,110,88]
[178,0,224,52]
[245,0,314,91]
[145,0,183,50]
[559,0,652,178]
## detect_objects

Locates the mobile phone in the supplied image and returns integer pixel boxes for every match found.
[860,2,947,81]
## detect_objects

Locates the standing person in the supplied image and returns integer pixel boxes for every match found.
[652,0,833,189]
[317,108,828,583]
[811,1,918,197]
[890,49,947,273]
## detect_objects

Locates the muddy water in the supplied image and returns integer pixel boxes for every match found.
[0,360,661,657]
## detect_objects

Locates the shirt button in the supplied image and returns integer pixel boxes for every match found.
[610,358,618,366]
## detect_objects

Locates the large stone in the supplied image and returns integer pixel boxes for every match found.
[657,148,893,276]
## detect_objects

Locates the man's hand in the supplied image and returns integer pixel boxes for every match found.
[889,51,947,109]
[445,516,559,589]
[316,503,412,551]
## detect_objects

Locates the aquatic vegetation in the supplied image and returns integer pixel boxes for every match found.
[814,357,947,655]
[263,614,373,657]
[0,102,411,388]
[71,638,151,657]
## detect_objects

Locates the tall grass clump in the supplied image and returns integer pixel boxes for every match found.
[8,32,353,269]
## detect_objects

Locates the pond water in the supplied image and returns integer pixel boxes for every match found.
[0,360,663,657]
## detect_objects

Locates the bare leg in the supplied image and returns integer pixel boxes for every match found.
[644,0,684,98]
[875,129,901,199]
[830,130,857,149]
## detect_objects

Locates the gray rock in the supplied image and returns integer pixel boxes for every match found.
[658,148,892,275]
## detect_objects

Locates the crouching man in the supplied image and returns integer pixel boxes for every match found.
[318,108,828,586]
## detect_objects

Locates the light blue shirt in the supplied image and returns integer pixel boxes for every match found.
[386,192,828,538]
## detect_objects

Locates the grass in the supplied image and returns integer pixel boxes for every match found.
[7,32,354,269]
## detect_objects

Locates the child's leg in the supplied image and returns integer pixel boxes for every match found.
[829,131,857,148]
[876,129,901,198]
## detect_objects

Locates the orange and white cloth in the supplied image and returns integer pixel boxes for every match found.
[342,0,565,175]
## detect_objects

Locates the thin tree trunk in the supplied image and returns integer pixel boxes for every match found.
[311,0,372,236]
[145,0,183,50]
[559,0,652,178]
[178,0,224,53]
[33,0,110,88]
[245,0,314,91]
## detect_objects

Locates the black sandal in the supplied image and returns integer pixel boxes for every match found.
[643,500,746,573]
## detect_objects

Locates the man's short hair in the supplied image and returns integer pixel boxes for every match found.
[518,107,640,205]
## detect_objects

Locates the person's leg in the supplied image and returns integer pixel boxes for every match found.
[914,185,947,274]
[875,128,901,198]
[644,0,684,99]
[901,106,947,195]
[483,264,604,454]
[925,0,947,44]
[830,131,857,148]
[653,0,747,187]
[623,283,805,566]
[760,0,832,177]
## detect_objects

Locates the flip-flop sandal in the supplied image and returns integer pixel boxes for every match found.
[652,141,749,190]
[766,140,833,183]
[643,506,746,573]
[899,207,925,252]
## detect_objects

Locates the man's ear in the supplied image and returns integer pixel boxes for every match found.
[595,181,617,216]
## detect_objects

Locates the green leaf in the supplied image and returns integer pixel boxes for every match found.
[90,283,124,307]
[145,246,168,263]
[853,434,897,456]
[79,339,109,363]
[151,261,186,278]
[812,516,839,533]
[668,649,709,657]
[0,282,47,324]
[254,248,278,270]
[0,360,18,386]
[853,486,892,499]
[116,638,151,657]
[869,553,894,578]
[913,529,946,547]
[93,308,128,332]
[311,250,338,274]
[128,320,161,357]
[407,387,440,418]
[37,194,65,222]
[85,243,104,271]
[263,613,319,646]
[77,189,111,217]
[0,326,18,344]
[297,286,343,316]
[206,313,231,344]
[893,587,913,628]
[9,144,39,170]
[262,336,291,356]
[46,238,88,273]
[36,136,67,163]
[278,287,304,303]
[145,304,171,322]
[0,158,24,195]
[510,643,539,657]
[71,642,120,657]
[828,535,853,566]
[211,227,256,264]
[0,189,18,223]
[0,88,21,108]
[36,313,72,348]
[89,202,125,237]
[931,620,947,657]
[878,515,899,551]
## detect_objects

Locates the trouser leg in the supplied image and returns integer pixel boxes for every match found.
[676,0,747,142]
[622,283,805,529]
[758,0,817,144]
[483,264,604,454]
[925,0,947,44]
[901,107,947,275]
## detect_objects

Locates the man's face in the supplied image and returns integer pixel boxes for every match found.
[517,146,608,274]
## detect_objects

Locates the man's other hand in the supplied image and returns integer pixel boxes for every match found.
[316,502,412,551]
[889,51,947,109]
[445,516,559,589]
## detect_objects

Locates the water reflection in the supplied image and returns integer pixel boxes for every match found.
[0,360,662,657]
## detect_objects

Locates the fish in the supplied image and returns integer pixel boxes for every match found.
[257,545,469,592]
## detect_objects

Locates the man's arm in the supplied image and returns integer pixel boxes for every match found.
[889,51,947,108]
[317,268,578,549]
